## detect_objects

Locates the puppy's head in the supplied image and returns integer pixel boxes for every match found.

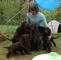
[16,22,27,32]
[44,27,51,36]
[21,22,27,28]
[24,23,31,34]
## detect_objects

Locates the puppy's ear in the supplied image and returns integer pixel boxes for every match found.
[21,22,27,27]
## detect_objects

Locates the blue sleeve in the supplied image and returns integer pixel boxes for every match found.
[27,13,30,23]
[41,14,48,27]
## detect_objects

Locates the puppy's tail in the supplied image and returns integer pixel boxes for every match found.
[52,36,59,39]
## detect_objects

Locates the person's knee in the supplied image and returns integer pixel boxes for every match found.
[39,36,43,41]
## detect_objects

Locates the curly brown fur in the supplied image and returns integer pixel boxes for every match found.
[4,34,31,58]
[11,22,27,43]
[43,36,52,52]
[38,26,58,52]
[44,27,58,46]
[42,27,52,52]
[30,24,40,51]
[41,27,58,52]
[24,22,31,34]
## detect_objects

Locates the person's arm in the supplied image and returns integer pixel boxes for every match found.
[41,14,52,40]
[27,13,30,23]
[41,13,48,27]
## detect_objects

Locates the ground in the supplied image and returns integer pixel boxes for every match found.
[0,34,61,60]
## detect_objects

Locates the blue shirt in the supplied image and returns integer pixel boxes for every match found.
[27,12,48,27]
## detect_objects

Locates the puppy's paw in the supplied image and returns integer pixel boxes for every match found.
[6,55,10,58]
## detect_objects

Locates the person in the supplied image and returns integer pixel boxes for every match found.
[27,1,48,27]
[26,1,51,42]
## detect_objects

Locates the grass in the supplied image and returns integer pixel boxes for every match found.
[0,25,61,60]
[0,25,18,37]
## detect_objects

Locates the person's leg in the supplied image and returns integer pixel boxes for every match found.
[39,36,43,46]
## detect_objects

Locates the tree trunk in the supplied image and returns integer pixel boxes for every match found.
[29,0,32,2]
[7,0,10,3]
[19,0,26,25]
[1,8,4,23]
[19,0,22,25]
[1,0,2,2]
[6,10,9,33]
[14,0,16,3]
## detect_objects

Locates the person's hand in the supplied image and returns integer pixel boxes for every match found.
[48,35,51,40]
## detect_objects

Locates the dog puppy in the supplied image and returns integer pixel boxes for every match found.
[38,26,58,52]
[11,22,27,43]
[42,27,52,52]
[24,22,31,34]
[43,27,59,52]
[4,34,31,58]
[30,24,40,51]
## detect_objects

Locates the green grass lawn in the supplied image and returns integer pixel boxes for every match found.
[0,25,18,37]
[0,25,61,60]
